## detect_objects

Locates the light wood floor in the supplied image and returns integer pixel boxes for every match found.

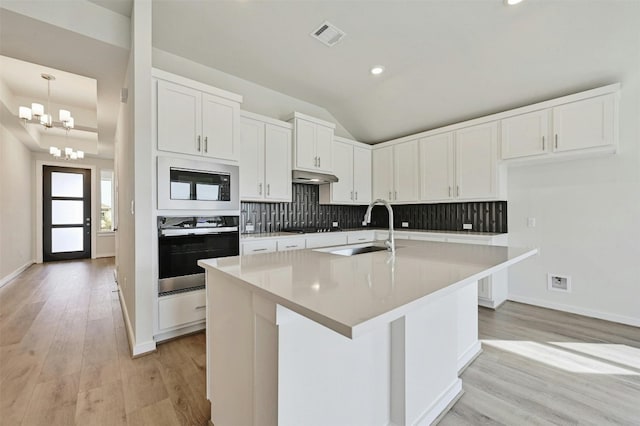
[0,258,209,426]
[1,258,639,425]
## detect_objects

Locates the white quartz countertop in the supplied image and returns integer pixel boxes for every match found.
[199,240,536,338]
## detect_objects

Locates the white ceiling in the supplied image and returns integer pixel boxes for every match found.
[1,0,637,157]
[152,0,640,144]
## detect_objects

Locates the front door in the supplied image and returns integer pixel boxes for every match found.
[43,166,91,261]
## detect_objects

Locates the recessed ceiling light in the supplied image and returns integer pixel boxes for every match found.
[370,65,385,76]
[505,0,524,5]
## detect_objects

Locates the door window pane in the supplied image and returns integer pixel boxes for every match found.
[52,200,84,224]
[100,170,114,231]
[51,172,83,197]
[52,228,84,252]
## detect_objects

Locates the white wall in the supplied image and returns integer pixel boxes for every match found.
[507,36,640,325]
[0,124,34,285]
[152,48,355,140]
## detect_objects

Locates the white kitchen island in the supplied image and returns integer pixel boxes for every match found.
[198,240,536,426]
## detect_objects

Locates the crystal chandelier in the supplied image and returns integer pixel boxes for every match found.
[18,73,75,131]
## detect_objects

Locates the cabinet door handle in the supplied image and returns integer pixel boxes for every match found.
[350,191,353,200]
[457,185,460,197]
[449,186,452,197]
[285,245,298,248]
[355,191,358,200]
[555,134,558,149]
[197,135,201,152]
[204,136,208,153]
[258,183,262,195]
[195,305,206,310]
[252,248,267,252]
[542,136,545,151]
[389,191,392,200]
[394,191,398,200]
[267,184,270,196]
[318,157,321,167]
[314,156,319,167]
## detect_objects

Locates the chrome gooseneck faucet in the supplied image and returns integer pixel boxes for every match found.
[363,199,395,254]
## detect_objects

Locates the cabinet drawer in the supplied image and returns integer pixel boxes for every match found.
[446,237,490,245]
[347,232,375,244]
[158,290,206,330]
[410,234,447,242]
[242,240,277,255]
[277,238,306,251]
[305,234,348,249]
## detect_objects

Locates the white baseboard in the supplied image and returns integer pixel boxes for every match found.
[458,341,482,375]
[95,253,115,258]
[154,322,206,343]
[117,284,157,357]
[508,294,640,328]
[0,260,34,289]
[414,378,463,426]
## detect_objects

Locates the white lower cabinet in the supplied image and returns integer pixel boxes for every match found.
[158,290,206,331]
[242,240,277,255]
[276,238,306,251]
[305,234,348,249]
[346,232,375,244]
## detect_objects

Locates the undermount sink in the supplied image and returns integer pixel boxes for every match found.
[314,244,390,257]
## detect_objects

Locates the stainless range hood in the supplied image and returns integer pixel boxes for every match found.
[292,170,339,185]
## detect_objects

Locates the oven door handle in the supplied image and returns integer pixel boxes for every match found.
[160,227,239,237]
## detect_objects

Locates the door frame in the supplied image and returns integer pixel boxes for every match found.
[35,160,97,263]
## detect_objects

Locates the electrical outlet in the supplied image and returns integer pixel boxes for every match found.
[246,224,254,232]
[548,274,571,292]
[527,217,536,228]
[402,222,409,228]
[463,223,472,230]
[332,221,339,227]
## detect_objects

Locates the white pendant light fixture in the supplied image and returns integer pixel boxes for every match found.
[18,73,75,132]
[49,145,84,160]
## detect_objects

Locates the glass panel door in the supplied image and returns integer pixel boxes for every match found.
[43,166,91,261]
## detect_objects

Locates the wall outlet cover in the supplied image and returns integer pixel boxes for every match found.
[463,223,472,230]
[402,222,409,228]
[332,221,339,227]
[527,217,536,228]
[548,274,571,292]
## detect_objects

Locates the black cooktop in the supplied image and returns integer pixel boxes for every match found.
[281,226,342,234]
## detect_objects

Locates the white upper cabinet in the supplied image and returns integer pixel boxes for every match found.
[287,112,336,174]
[157,80,202,156]
[372,141,419,204]
[372,146,394,201]
[239,117,264,199]
[319,139,372,205]
[419,132,455,201]
[264,123,292,201]
[201,93,238,160]
[353,146,372,204]
[552,94,616,152]
[155,74,241,161]
[393,140,420,202]
[456,122,499,200]
[501,109,549,159]
[239,112,292,202]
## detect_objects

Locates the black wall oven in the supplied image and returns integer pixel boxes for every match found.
[158,216,239,295]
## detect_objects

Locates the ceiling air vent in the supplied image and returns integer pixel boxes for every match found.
[310,21,346,47]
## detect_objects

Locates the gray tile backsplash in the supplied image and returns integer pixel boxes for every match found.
[241,184,507,233]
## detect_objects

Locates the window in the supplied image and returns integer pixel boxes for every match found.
[100,170,114,232]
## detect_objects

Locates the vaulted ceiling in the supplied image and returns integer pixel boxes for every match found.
[152,0,640,143]
[1,0,638,158]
